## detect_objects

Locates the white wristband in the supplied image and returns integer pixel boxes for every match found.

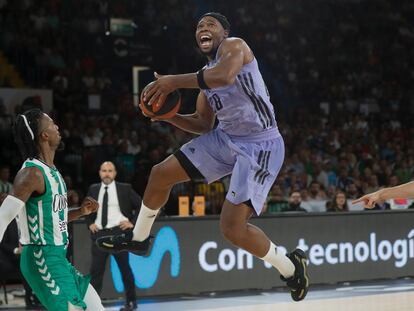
[0,195,25,242]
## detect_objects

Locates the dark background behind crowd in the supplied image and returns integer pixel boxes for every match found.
[1,0,414,215]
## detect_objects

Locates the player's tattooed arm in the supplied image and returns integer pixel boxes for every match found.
[0,168,44,242]
[11,167,45,203]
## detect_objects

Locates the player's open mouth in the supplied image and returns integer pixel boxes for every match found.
[200,35,212,48]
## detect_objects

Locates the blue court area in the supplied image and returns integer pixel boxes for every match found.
[3,279,414,311]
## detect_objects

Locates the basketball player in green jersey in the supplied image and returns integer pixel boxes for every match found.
[0,109,105,311]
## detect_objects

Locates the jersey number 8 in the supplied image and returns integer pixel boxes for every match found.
[210,94,223,112]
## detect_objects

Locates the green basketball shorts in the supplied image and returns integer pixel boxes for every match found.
[20,245,91,311]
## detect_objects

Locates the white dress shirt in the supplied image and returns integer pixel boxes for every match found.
[94,181,129,229]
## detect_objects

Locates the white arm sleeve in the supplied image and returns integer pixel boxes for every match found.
[0,195,25,242]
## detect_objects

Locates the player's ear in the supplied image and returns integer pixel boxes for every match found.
[224,30,229,38]
[39,130,49,141]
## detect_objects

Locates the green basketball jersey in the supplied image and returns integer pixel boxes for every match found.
[18,158,68,246]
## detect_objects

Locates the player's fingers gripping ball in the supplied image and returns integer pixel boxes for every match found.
[139,81,181,119]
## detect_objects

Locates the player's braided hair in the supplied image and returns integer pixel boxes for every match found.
[13,108,43,160]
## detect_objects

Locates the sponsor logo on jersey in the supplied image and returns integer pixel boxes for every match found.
[52,194,68,213]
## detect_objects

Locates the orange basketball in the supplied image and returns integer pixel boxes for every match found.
[139,81,181,119]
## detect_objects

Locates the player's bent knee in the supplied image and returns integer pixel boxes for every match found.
[150,162,179,187]
[149,164,168,185]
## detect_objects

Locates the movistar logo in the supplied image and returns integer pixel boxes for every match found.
[110,226,180,290]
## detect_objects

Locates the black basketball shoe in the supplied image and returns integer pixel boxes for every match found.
[96,230,153,256]
[280,248,309,301]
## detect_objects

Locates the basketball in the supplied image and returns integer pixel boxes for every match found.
[139,81,181,119]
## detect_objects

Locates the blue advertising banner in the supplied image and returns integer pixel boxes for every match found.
[72,211,414,298]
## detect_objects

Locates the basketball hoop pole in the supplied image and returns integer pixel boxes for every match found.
[132,66,150,107]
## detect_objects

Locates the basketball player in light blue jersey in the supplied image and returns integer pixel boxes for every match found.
[0,109,105,311]
[98,12,309,301]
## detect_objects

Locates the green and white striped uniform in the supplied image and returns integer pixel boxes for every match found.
[0,180,12,193]
[19,158,68,246]
[18,158,90,311]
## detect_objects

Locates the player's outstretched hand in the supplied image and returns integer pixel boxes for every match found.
[80,196,99,215]
[352,191,382,209]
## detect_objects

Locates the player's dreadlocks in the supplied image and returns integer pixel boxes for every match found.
[13,108,43,160]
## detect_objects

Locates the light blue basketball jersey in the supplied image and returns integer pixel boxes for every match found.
[203,45,278,137]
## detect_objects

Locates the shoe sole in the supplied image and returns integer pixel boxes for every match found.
[293,249,309,301]
[96,237,125,253]
[97,239,151,256]
[296,256,309,300]
[97,244,123,253]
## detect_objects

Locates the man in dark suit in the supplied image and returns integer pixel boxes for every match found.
[86,161,141,311]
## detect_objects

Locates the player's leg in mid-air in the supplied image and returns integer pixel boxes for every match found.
[216,135,308,301]
[97,131,309,301]
[220,200,309,301]
[96,130,226,253]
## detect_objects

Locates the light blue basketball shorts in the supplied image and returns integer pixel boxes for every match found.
[176,128,284,215]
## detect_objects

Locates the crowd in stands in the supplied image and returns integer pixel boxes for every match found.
[1,0,414,215]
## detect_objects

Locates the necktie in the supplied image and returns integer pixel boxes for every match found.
[101,186,108,228]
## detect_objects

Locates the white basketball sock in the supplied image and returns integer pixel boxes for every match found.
[132,202,159,241]
[261,242,295,278]
[84,284,105,311]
